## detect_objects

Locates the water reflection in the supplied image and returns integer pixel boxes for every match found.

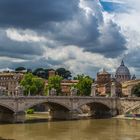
[0,137,14,140]
[0,119,140,140]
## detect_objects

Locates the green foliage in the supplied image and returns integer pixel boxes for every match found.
[15,67,26,71]
[75,74,93,96]
[26,109,34,114]
[48,75,63,95]
[56,68,71,79]
[33,67,72,80]
[73,74,85,80]
[44,86,49,96]
[20,73,45,96]
[132,83,140,97]
[33,68,54,79]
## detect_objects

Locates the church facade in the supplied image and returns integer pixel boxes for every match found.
[92,69,122,97]
[92,60,134,97]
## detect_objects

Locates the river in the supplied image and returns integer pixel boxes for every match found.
[0,119,140,140]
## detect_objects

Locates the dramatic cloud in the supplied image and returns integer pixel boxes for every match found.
[0,0,139,77]
[0,0,78,28]
[106,0,140,77]
[0,29,44,60]
[6,28,46,42]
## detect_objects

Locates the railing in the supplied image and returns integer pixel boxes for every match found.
[0,96,121,100]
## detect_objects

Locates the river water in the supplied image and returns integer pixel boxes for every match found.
[0,119,140,140]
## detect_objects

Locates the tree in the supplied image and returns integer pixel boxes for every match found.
[75,74,93,96]
[56,68,71,79]
[132,83,140,97]
[33,78,45,95]
[15,67,26,72]
[73,74,85,80]
[48,75,63,95]
[33,68,45,78]
[20,73,45,96]
[33,68,54,79]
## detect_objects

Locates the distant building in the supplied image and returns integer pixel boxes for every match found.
[93,69,122,97]
[61,80,78,95]
[0,72,23,96]
[96,69,111,95]
[92,60,138,97]
[122,79,140,97]
[48,70,56,78]
[46,80,78,96]
[46,70,78,96]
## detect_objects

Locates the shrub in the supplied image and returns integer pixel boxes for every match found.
[26,109,34,114]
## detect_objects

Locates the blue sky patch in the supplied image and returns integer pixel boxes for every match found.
[100,1,124,12]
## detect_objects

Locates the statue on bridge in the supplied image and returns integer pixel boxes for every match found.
[15,85,24,96]
[49,88,57,96]
[0,86,7,96]
[91,83,97,96]
[70,87,77,96]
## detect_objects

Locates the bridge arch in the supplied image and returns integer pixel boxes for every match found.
[0,103,15,113]
[24,100,71,111]
[0,103,16,123]
[78,100,111,110]
[24,100,73,120]
[78,101,113,118]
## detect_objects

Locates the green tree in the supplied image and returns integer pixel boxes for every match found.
[48,75,63,95]
[73,74,85,80]
[15,67,26,72]
[33,68,54,79]
[20,73,45,96]
[75,74,93,96]
[132,83,140,97]
[33,78,45,95]
[56,68,71,79]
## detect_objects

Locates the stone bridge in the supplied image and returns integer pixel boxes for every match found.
[0,96,140,123]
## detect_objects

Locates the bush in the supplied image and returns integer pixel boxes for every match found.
[26,109,34,114]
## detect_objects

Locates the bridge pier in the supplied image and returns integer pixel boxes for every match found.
[0,111,25,123]
[110,108,118,117]
[49,110,79,120]
[12,111,26,123]
[0,112,13,123]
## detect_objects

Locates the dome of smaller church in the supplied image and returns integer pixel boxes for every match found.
[98,68,109,75]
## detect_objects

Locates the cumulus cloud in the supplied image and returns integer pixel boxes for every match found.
[43,0,126,58]
[6,28,46,42]
[107,0,140,77]
[0,0,78,28]
[11,45,118,77]
[0,29,44,60]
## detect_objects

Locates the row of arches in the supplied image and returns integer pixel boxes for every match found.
[0,101,119,123]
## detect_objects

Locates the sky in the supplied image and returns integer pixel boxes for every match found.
[0,0,140,78]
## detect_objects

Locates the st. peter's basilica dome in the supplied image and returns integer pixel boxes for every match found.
[115,60,131,83]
